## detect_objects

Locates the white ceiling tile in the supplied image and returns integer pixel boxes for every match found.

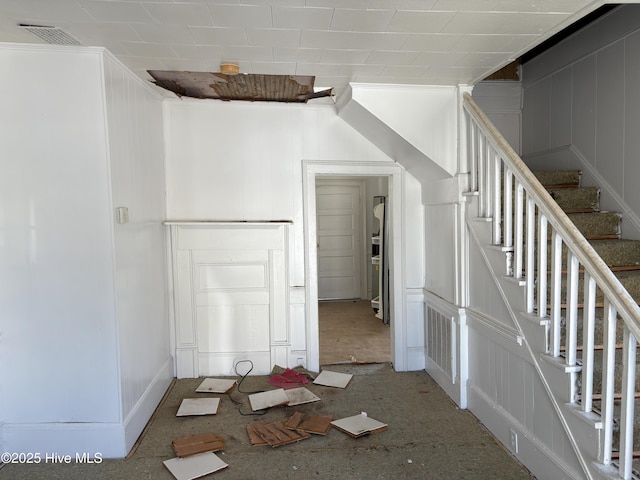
[388,10,456,33]
[379,64,428,77]
[338,63,386,77]
[241,0,304,5]
[251,61,297,74]
[142,3,213,26]
[159,57,210,71]
[296,62,342,76]
[456,51,510,68]
[208,4,272,28]
[369,0,437,9]
[272,6,334,30]
[330,8,395,32]
[493,0,590,13]
[122,42,178,57]
[273,47,323,62]
[430,0,501,12]
[300,30,355,49]
[170,45,224,59]
[3,0,93,23]
[450,34,525,53]
[349,32,408,50]
[246,28,300,48]
[425,64,492,81]
[366,50,419,65]
[222,45,273,61]
[190,26,246,46]
[66,23,141,44]
[119,56,166,71]
[412,51,467,67]
[306,0,370,8]
[320,49,370,64]
[441,12,571,35]
[77,0,155,23]
[401,33,462,51]
[133,24,196,45]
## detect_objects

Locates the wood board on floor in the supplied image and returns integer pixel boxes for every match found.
[246,422,311,447]
[172,433,225,458]
[248,388,289,411]
[284,387,320,406]
[285,412,333,435]
[313,370,353,388]
[176,398,220,416]
[331,413,387,437]
[163,452,228,480]
[195,378,237,393]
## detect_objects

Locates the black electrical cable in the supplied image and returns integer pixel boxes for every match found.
[225,359,267,416]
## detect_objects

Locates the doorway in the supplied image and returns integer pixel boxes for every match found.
[314,176,391,366]
[303,161,405,373]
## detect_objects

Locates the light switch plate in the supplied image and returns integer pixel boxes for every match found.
[116,206,129,224]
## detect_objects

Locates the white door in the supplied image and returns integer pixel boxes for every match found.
[316,182,362,300]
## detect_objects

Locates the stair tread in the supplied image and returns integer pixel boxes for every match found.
[534,169,581,187]
[547,186,600,213]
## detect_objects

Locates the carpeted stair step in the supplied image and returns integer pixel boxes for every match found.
[590,239,640,271]
[551,270,640,307]
[533,170,581,188]
[539,239,640,273]
[566,212,622,239]
[547,186,600,213]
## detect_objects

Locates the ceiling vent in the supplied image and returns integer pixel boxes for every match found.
[18,24,83,46]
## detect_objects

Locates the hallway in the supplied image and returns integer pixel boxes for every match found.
[319,300,391,366]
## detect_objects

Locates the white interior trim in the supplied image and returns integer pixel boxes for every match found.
[303,160,405,372]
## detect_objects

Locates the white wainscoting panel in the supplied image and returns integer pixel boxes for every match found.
[424,291,468,408]
[169,223,293,377]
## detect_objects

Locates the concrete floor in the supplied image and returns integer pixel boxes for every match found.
[0,363,535,480]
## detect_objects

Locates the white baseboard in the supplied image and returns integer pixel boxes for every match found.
[1,357,175,459]
[123,356,174,454]
[2,421,126,459]
[468,384,585,480]
[425,357,461,406]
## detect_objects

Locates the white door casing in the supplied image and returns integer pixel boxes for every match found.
[303,160,406,373]
[316,181,363,300]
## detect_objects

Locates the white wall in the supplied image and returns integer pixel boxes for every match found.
[164,99,426,371]
[522,4,640,238]
[103,54,172,452]
[0,45,120,451]
[472,81,522,155]
[165,100,392,286]
[0,44,169,458]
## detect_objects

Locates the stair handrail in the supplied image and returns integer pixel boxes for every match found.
[463,91,640,479]
[463,92,640,338]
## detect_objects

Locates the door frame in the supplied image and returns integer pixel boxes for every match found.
[303,160,405,373]
[315,178,367,300]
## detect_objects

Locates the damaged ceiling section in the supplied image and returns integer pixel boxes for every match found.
[147,70,333,103]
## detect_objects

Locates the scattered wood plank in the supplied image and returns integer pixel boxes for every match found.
[331,413,387,438]
[248,422,310,447]
[313,370,353,388]
[285,412,333,435]
[195,378,237,393]
[172,433,225,458]
[248,389,289,411]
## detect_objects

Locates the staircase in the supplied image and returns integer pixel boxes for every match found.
[536,170,640,474]
[462,92,640,480]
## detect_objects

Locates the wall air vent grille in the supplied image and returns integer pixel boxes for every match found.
[19,24,83,46]
[426,306,452,379]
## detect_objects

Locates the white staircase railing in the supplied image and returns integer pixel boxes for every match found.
[463,92,640,479]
